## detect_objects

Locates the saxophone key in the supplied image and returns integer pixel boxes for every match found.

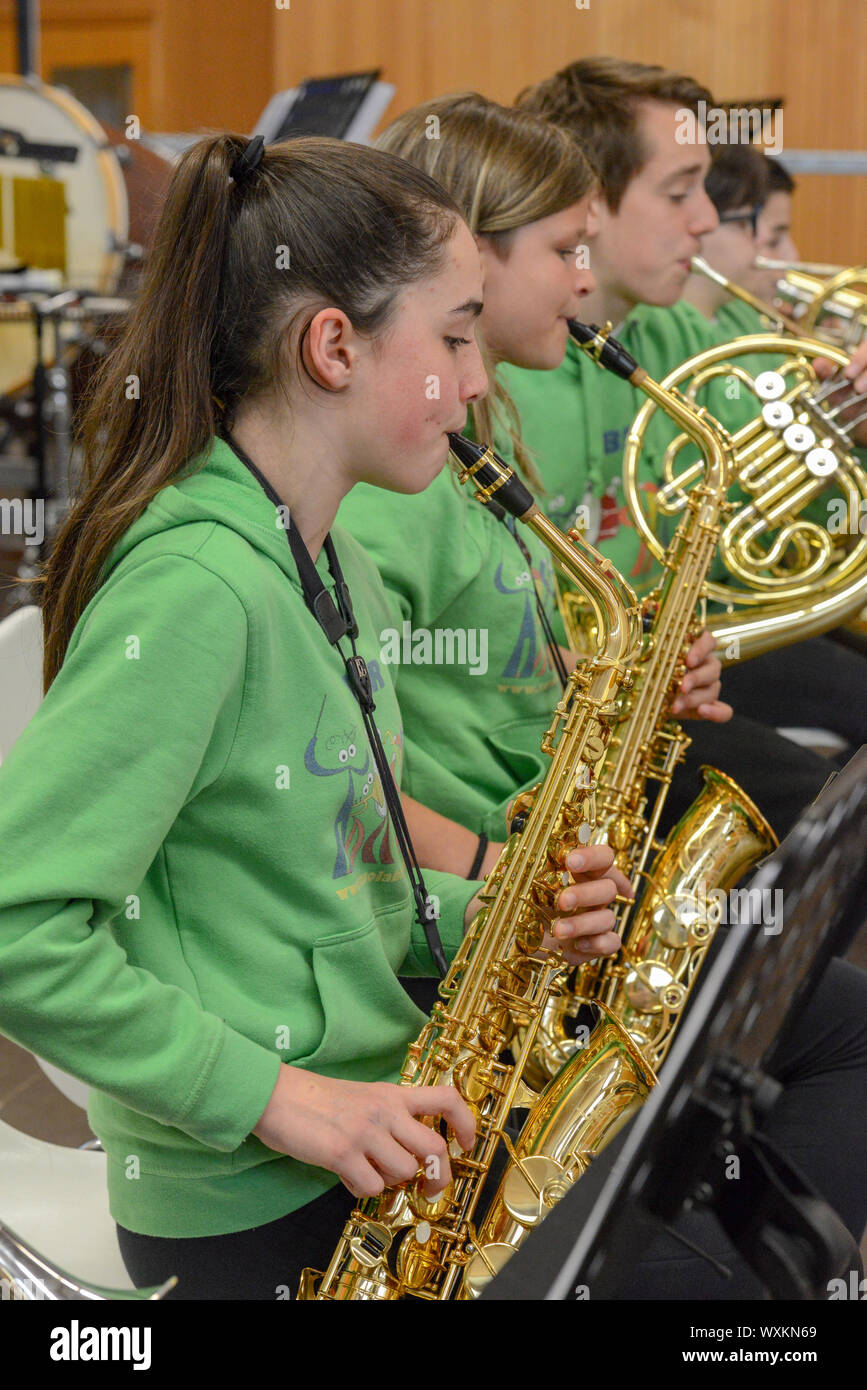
[453,1054,497,1104]
[582,733,607,764]
[395,1223,443,1291]
[461,1242,516,1299]
[622,960,685,1014]
[511,908,545,952]
[348,1220,393,1269]
[502,1154,571,1227]
[410,1177,454,1222]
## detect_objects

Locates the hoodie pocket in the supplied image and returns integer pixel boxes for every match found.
[480,713,551,839]
[290,913,428,1079]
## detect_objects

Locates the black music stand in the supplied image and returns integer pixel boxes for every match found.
[482,746,867,1301]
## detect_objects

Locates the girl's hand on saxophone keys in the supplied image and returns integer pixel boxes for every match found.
[251,1067,476,1201]
[545,844,633,965]
[671,628,732,723]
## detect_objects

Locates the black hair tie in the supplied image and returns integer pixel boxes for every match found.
[229,134,265,186]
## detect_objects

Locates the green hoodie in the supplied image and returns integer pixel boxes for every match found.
[337,466,563,841]
[0,437,474,1237]
[714,297,769,340]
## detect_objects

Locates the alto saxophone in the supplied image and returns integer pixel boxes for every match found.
[465,326,777,1294]
[298,437,644,1301]
[523,322,777,1090]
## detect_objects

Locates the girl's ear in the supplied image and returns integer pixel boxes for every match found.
[301,307,357,391]
[586,191,604,237]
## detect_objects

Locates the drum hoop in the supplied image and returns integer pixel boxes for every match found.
[1,72,129,293]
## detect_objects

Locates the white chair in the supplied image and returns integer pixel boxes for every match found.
[32,1061,91,1111]
[776,726,849,758]
[0,1116,135,1290]
[0,603,44,764]
[0,605,91,1110]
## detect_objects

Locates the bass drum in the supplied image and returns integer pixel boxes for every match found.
[0,74,172,396]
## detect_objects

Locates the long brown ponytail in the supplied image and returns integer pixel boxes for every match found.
[35,133,460,691]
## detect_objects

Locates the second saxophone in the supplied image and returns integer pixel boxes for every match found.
[298,437,645,1300]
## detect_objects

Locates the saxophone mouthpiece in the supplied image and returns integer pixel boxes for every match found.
[447,433,535,519]
[567,320,641,382]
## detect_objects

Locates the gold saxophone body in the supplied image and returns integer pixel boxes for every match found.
[525,322,777,1085]
[467,327,776,1282]
[298,436,645,1301]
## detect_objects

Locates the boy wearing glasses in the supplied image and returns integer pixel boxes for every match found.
[747,157,800,306]
[682,143,769,329]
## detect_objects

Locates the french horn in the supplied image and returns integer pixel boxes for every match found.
[752,257,867,349]
[0,1219,175,1299]
[560,289,867,663]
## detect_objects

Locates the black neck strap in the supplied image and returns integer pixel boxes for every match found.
[219,426,448,977]
[483,496,570,690]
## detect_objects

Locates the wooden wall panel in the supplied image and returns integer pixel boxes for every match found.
[1,0,865,263]
[0,0,274,133]
[270,0,867,265]
[157,2,272,133]
[0,2,159,125]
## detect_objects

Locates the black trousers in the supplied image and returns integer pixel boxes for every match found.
[642,632,867,845]
[117,956,867,1301]
[658,712,833,844]
[720,635,867,752]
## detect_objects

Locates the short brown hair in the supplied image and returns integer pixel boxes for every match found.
[517,57,713,210]
[705,144,769,216]
[766,156,796,195]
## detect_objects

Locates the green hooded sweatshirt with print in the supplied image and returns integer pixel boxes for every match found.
[337,464,564,841]
[0,436,475,1238]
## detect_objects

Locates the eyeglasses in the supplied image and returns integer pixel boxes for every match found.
[718,205,763,236]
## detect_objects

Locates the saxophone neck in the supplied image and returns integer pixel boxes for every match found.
[448,433,642,674]
[568,319,732,499]
[524,504,641,679]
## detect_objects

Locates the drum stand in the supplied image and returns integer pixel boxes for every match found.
[0,289,128,610]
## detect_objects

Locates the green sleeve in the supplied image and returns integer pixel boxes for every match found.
[0,556,281,1153]
[398,869,477,977]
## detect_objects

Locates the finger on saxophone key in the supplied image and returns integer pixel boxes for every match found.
[564,844,612,876]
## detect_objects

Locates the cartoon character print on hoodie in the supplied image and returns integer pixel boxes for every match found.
[346,722,403,871]
[304,658,399,879]
[494,529,559,685]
